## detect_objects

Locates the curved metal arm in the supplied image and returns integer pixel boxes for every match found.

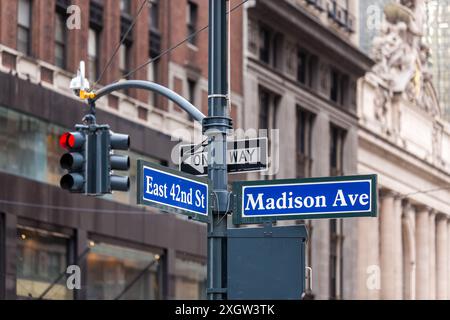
[92,80,206,123]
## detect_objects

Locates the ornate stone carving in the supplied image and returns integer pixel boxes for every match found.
[370,1,441,122]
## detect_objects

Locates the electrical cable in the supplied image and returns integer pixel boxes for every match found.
[1,186,450,216]
[0,199,148,215]
[93,0,150,88]
[120,0,249,82]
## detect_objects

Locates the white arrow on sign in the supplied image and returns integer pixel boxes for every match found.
[183,151,208,174]
[180,138,268,176]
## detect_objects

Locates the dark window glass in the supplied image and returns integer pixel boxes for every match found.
[330,70,339,103]
[17,0,32,55]
[340,74,349,106]
[120,0,131,15]
[149,0,160,30]
[329,219,344,300]
[55,12,66,69]
[88,28,100,82]
[259,27,271,64]
[297,51,307,84]
[308,55,318,88]
[272,33,283,69]
[86,242,162,300]
[0,106,162,207]
[330,125,345,176]
[16,227,72,300]
[187,79,197,104]
[119,43,131,78]
[296,108,314,178]
[149,59,160,106]
[0,106,65,185]
[259,90,270,130]
[187,1,198,45]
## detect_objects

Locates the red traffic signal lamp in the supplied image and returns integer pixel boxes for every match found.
[59,131,86,192]
[59,126,131,195]
[59,132,85,150]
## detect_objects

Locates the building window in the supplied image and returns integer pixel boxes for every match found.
[329,219,344,300]
[148,0,161,103]
[148,60,160,106]
[55,12,67,69]
[0,106,65,186]
[330,70,339,103]
[258,25,283,69]
[0,106,166,207]
[17,0,32,55]
[330,69,349,106]
[174,257,207,300]
[87,242,162,300]
[298,49,319,88]
[259,26,271,64]
[297,50,307,84]
[340,74,349,106]
[149,0,160,31]
[119,43,131,79]
[187,79,197,105]
[258,88,278,130]
[296,107,314,178]
[259,88,278,180]
[330,124,346,177]
[187,1,198,45]
[88,28,100,82]
[120,0,131,15]
[16,226,73,300]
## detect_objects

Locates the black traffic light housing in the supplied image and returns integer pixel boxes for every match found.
[59,130,86,192]
[108,132,131,192]
[59,124,130,196]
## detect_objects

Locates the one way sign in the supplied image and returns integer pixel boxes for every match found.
[179,138,268,176]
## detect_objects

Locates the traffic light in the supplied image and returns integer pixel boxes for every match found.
[59,125,130,195]
[59,131,86,192]
[108,132,130,192]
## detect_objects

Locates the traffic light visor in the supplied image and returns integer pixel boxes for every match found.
[59,132,85,149]
[60,173,84,191]
[60,153,84,170]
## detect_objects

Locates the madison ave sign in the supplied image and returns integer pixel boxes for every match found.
[232,175,378,225]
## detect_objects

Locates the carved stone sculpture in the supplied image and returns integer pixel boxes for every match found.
[370,0,441,124]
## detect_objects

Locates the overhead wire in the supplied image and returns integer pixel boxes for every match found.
[0,186,449,216]
[92,0,150,88]
[119,0,249,82]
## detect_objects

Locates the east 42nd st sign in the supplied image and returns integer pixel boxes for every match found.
[137,160,210,223]
[232,175,378,225]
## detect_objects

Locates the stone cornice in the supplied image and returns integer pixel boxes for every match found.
[358,128,450,185]
[256,0,375,76]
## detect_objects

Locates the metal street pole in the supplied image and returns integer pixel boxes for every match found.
[204,0,231,300]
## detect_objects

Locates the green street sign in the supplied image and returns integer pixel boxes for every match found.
[137,160,211,223]
[232,174,378,225]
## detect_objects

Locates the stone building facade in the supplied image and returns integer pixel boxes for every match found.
[356,0,450,299]
[1,0,448,301]
[241,0,372,300]
[0,0,224,300]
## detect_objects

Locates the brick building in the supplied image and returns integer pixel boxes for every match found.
[0,0,226,300]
